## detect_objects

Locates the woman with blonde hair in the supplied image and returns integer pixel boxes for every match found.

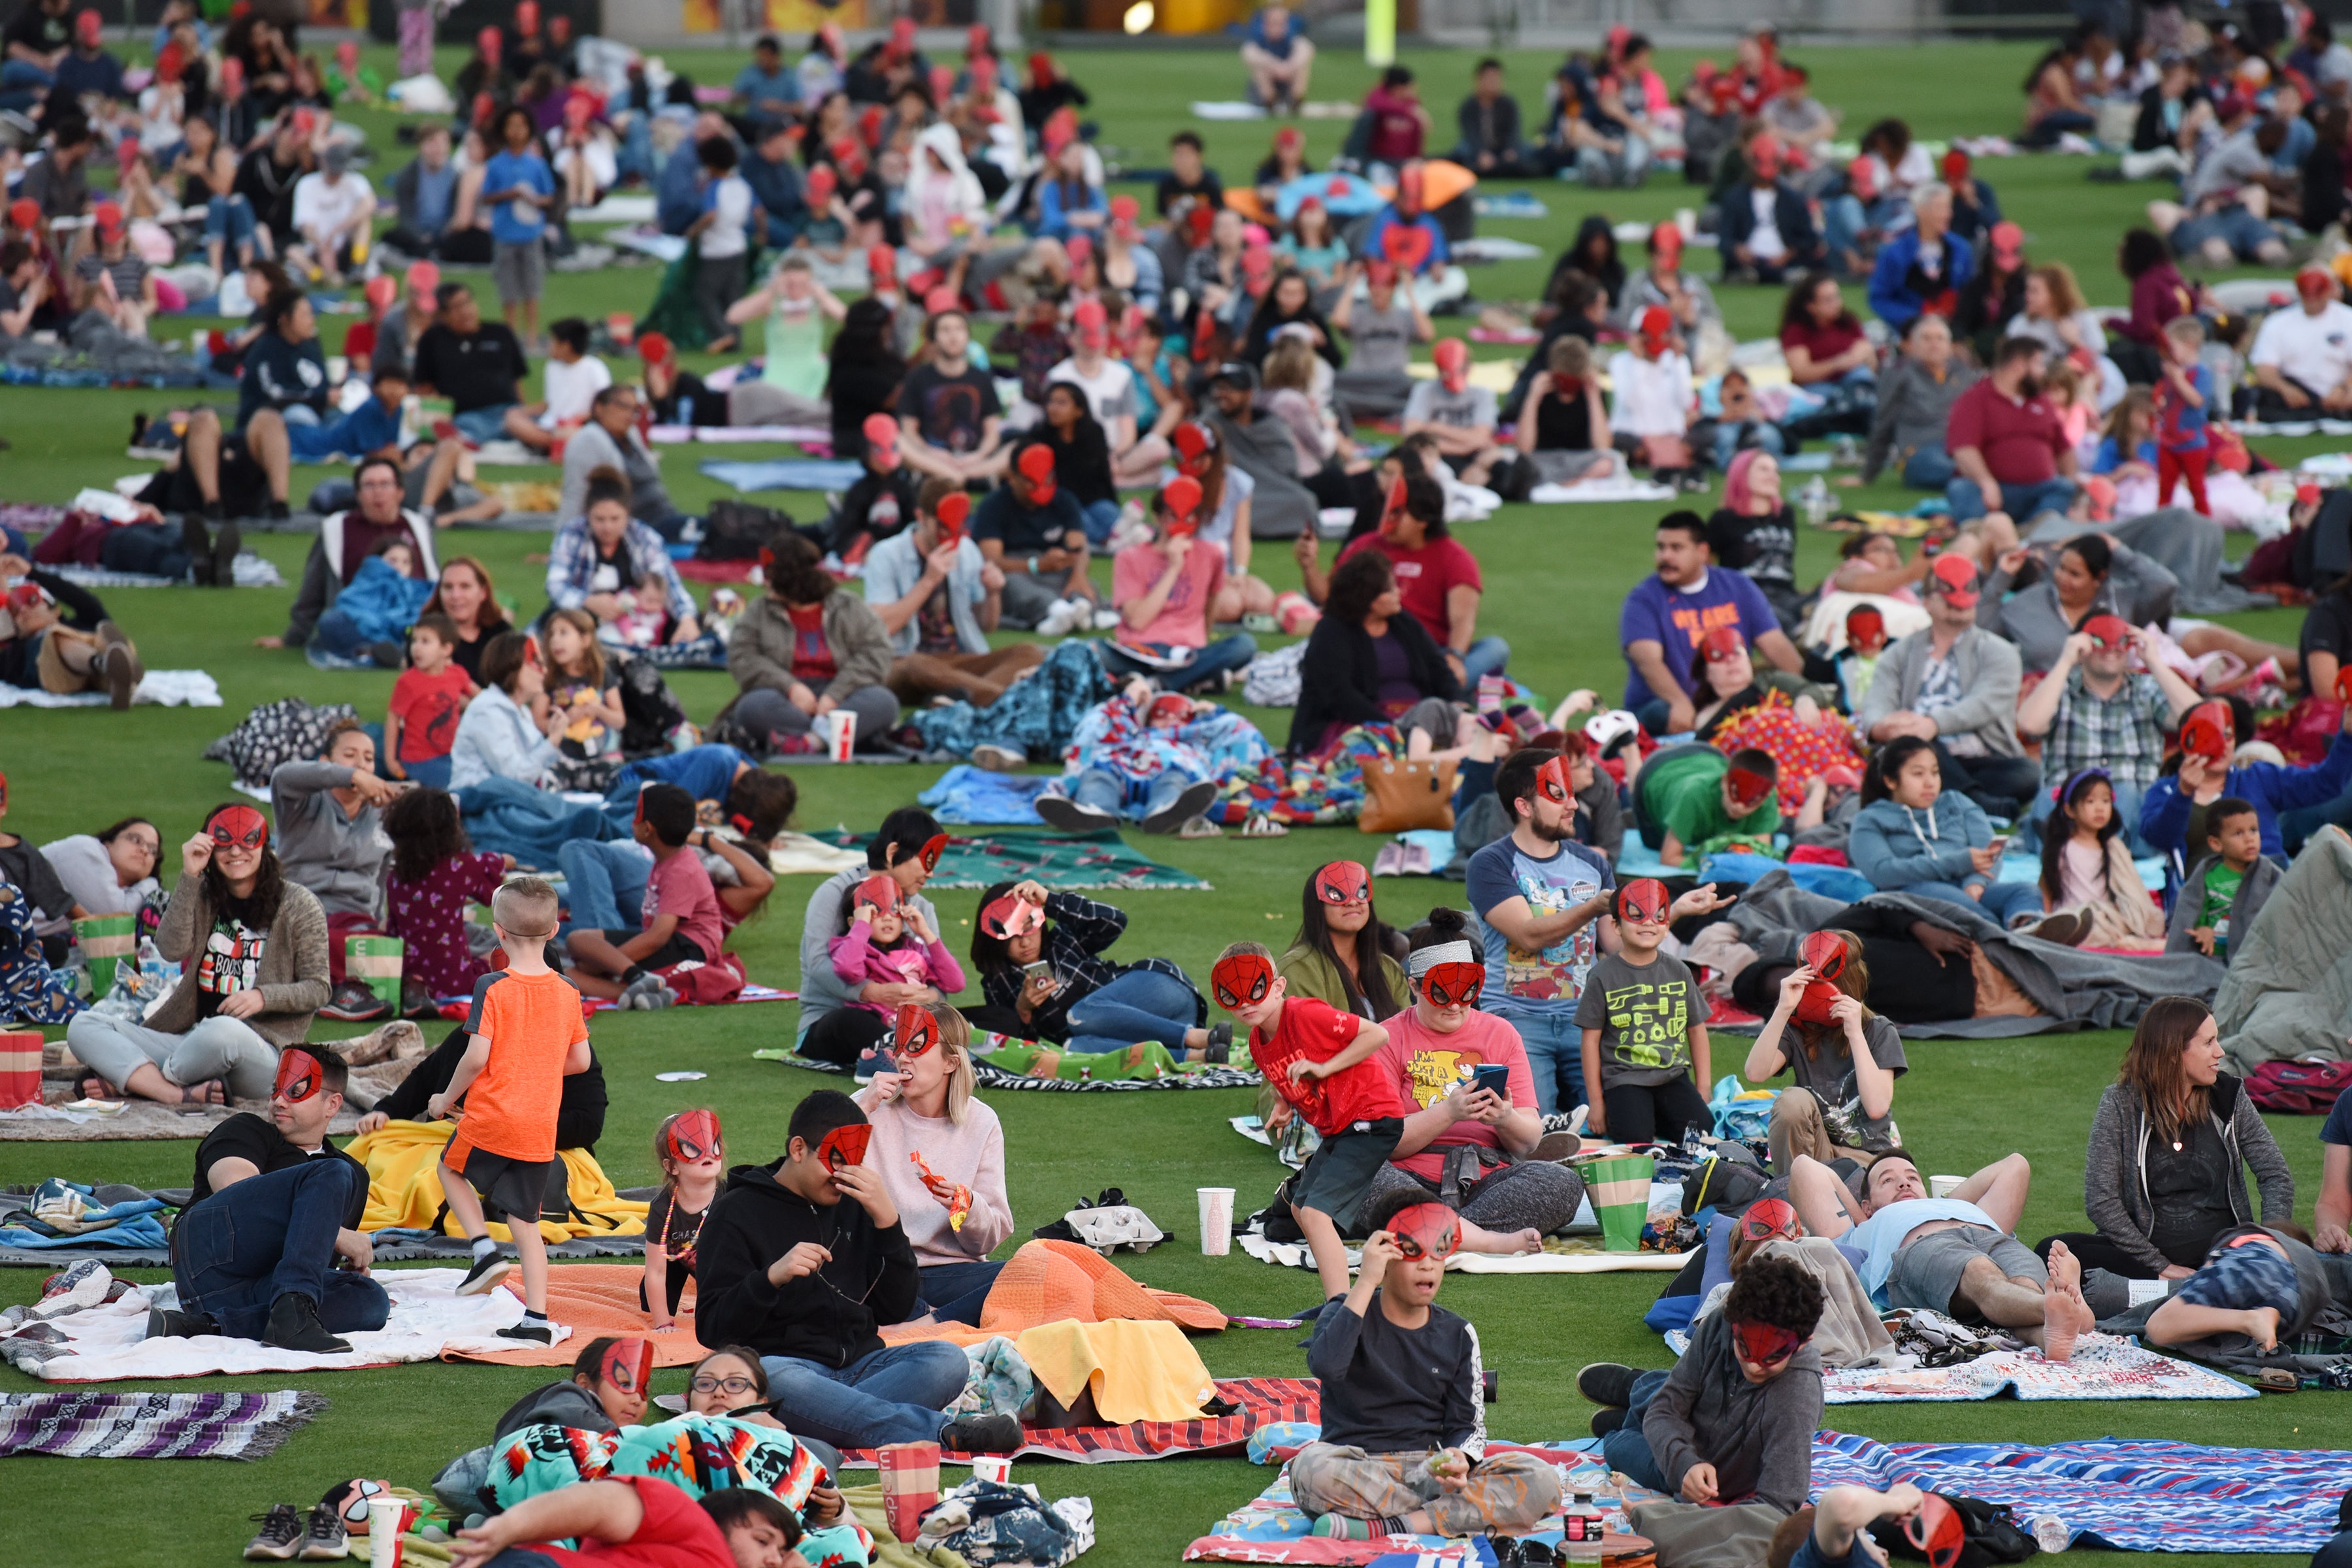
[2009,261,2123,409]
[1261,331,1341,472]
[1740,930,1908,1174]
[854,1001,1013,1324]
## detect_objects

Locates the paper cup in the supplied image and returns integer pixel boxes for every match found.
[1931,1175,1965,1199]
[74,913,137,998]
[877,1440,941,1541]
[1198,1186,1235,1256]
[365,1498,408,1568]
[826,708,857,762]
[972,1454,1012,1484]
[1584,1154,1656,1252]
[327,353,350,384]
[347,934,404,1009]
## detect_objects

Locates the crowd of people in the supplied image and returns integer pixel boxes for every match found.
[18,9,2352,1567]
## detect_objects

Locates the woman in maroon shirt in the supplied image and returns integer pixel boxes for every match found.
[1779,271,1874,389]
[2114,227,2195,385]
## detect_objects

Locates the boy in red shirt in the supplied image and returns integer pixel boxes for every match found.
[564,783,725,1009]
[1214,940,1402,1303]
[385,613,476,790]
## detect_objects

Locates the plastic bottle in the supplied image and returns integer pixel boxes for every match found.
[1565,1495,1603,1565]
[1798,476,1834,527]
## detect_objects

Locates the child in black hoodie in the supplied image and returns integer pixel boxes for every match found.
[691,1088,1021,1454]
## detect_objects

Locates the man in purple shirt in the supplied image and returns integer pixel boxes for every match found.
[1620,512,1803,732]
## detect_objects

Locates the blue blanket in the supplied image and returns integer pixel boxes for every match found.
[0,1181,170,1253]
[698,459,867,495]
[918,765,1053,826]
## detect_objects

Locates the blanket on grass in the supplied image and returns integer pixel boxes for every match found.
[756,1047,1260,1091]
[347,1120,648,1245]
[0,669,220,708]
[49,553,283,589]
[2,1265,533,1380]
[841,1375,1318,1468]
[817,829,1210,891]
[1240,1232,1691,1274]
[444,1266,708,1369]
[699,458,866,494]
[0,1099,364,1141]
[909,640,1113,764]
[1663,1327,2254,1402]
[920,764,1054,825]
[2217,827,2352,1070]
[0,1388,326,1459]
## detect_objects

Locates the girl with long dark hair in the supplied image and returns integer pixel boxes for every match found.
[1278,860,1407,1021]
[2036,766,2164,950]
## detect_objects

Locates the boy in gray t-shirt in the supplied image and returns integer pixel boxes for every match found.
[1573,878,1712,1143]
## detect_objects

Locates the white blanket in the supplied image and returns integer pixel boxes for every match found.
[13,1266,541,1382]
[0,670,220,708]
[1527,478,1680,504]
[649,424,832,446]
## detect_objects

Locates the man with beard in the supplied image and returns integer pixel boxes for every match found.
[1943,336,2077,524]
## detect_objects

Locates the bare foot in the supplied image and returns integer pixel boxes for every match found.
[76,1073,120,1102]
[2040,1241,2093,1363]
[2246,1306,2281,1352]
[1458,1221,1544,1256]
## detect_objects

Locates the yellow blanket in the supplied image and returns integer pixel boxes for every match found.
[1014,1318,1216,1426]
[346,1119,647,1245]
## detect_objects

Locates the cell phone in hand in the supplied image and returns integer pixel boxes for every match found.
[1022,961,1059,994]
[1471,1062,1511,1100]
[1986,834,2012,858]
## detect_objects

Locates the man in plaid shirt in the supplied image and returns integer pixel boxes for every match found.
[2016,612,2200,850]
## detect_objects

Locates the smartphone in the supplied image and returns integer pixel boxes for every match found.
[1022,961,1059,994]
[1471,1063,1511,1100]
[1986,834,2012,858]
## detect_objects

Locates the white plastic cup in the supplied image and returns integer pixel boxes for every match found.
[1674,207,1697,239]
[327,353,350,384]
[826,708,857,762]
[366,1497,406,1568]
[1931,1175,1965,1198]
[972,1454,1012,1484]
[1198,1186,1235,1256]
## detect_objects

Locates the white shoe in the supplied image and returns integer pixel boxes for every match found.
[1091,607,1122,631]
[1035,598,1080,637]
[972,743,1026,772]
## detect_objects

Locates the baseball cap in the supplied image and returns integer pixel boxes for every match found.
[1929,552,1981,608]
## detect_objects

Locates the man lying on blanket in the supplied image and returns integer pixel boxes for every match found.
[1290,1203,1562,1541]
[449,1477,809,1568]
[1790,1149,2097,1361]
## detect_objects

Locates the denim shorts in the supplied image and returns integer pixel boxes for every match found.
[1886,1224,2046,1316]
[451,404,516,444]
[2177,1230,2299,1318]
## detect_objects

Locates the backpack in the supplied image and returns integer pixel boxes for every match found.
[1872,1494,2037,1568]
[696,498,794,561]
[1682,1147,1771,1217]
[2246,1058,2352,1115]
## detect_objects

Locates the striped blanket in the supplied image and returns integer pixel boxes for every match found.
[841,1376,1318,1468]
[0,1390,325,1459]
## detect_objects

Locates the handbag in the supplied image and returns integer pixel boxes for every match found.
[1358,755,1457,834]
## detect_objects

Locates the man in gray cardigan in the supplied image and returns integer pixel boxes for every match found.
[793,807,945,1053]
[1861,313,1980,489]
[1856,553,2040,819]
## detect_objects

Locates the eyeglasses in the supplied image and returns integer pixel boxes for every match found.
[691,1375,758,1396]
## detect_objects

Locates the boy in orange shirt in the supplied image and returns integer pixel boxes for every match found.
[428,875,591,1343]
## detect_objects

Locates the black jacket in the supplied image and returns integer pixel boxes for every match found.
[693,1158,920,1368]
[1716,182,1823,274]
[1288,606,1462,755]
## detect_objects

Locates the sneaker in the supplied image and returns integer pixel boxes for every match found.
[182,512,216,584]
[619,972,677,1009]
[2028,909,2091,947]
[1588,1405,1627,1437]
[298,1509,349,1561]
[265,500,292,523]
[455,1251,513,1295]
[146,1305,220,1339]
[246,1505,306,1561]
[1036,794,1119,834]
[319,980,391,1022]
[1576,1362,1641,1409]
[971,742,1027,773]
[853,1047,889,1083]
[263,1292,351,1355]
[1034,598,1081,638]
[1530,1131,1583,1162]
[93,621,140,710]
[939,1412,1022,1454]
[1199,1022,1232,1064]
[1141,779,1220,835]
[399,977,436,1019]
[212,518,243,587]
[497,1320,555,1345]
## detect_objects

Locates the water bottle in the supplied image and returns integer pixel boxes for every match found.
[1799,476,1833,527]
[1565,1495,1603,1565]
[2032,1514,2069,1554]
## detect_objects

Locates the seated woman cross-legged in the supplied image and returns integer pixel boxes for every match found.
[968,879,1228,1060]
[545,468,703,651]
[1101,476,1260,695]
[1847,735,2046,930]
[1287,550,1463,760]
[721,532,901,755]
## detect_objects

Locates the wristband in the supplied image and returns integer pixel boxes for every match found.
[1027,555,1039,574]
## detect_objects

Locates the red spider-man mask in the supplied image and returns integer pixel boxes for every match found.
[1315,861,1369,906]
[1795,931,1850,1026]
[917,834,948,873]
[1725,764,1775,816]
[1845,606,1887,656]
[206,805,269,852]
[935,491,970,546]
[599,1337,655,1397]
[1739,1197,1800,1243]
[274,1048,326,1104]
[1161,474,1203,537]
[894,1004,939,1060]
[813,1123,871,1171]
[1904,1494,1966,1568]
[1616,878,1671,926]
[853,875,900,915]
[1173,421,1215,476]
[1731,1318,1805,1368]
[1388,1201,1460,1262]
[1211,952,1275,1011]
[664,1109,721,1164]
[1016,443,1058,504]
[1376,474,1411,539]
[1145,693,1194,727]
[2180,700,2233,762]
[979,894,1045,941]
[1536,755,1573,808]
[1419,962,1484,1008]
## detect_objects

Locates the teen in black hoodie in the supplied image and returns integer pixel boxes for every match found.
[692,1088,1022,1453]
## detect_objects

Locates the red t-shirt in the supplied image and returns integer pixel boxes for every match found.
[1374,1009,1537,1182]
[1249,994,1401,1137]
[522,1478,734,1568]
[1337,533,1482,648]
[389,664,476,762]
[645,845,726,964]
[786,602,837,684]
[1945,378,2068,486]
[1779,317,1864,365]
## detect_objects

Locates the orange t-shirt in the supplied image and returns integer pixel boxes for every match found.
[457,968,587,1161]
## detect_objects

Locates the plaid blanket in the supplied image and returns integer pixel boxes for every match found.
[1661,1330,2256,1403]
[1812,1431,2352,1553]
[1209,723,1397,827]
[817,830,1210,892]
[841,1376,1319,1467]
[0,1390,325,1459]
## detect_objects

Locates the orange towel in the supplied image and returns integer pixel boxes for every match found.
[443,1265,710,1368]
[881,1239,1225,1347]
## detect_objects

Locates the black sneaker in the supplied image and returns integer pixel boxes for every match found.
[497,1320,555,1345]
[263,1293,351,1355]
[265,500,292,523]
[1576,1362,1640,1409]
[245,1505,305,1561]
[1201,1022,1233,1064]
[455,1252,513,1295]
[1589,1405,1627,1437]
[320,980,391,1021]
[939,1413,1022,1454]
[146,1305,220,1339]
[212,518,243,587]
[297,1508,349,1561]
[400,977,436,1019]
[1141,780,1220,836]
[1036,794,1119,834]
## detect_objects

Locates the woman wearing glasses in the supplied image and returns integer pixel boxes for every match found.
[683,1347,851,1521]
[66,802,331,1105]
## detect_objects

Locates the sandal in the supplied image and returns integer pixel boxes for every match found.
[1177,815,1224,838]
[1240,813,1288,837]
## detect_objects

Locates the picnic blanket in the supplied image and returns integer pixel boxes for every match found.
[699,458,866,494]
[1811,1430,2352,1553]
[910,640,1114,763]
[0,669,220,708]
[346,1120,649,1245]
[2,1265,534,1380]
[0,1180,168,1256]
[884,1239,1224,1340]
[1209,724,1390,826]
[2218,826,2352,1070]
[0,1098,364,1142]
[0,1388,326,1459]
[844,1375,1318,1469]
[444,1266,709,1369]
[1240,1232,1691,1274]
[921,764,1055,825]
[49,553,283,589]
[1663,1327,2254,1402]
[816,829,1210,892]
[756,1047,1260,1091]
[651,423,829,446]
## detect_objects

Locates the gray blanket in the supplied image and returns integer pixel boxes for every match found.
[2217,827,2352,1070]
[1722,870,2223,1037]
[2027,508,2270,616]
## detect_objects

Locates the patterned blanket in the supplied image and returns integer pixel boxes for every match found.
[818,830,1210,892]
[0,1390,325,1459]
[753,1047,1258,1093]
[1812,1431,2352,1553]
[1661,1330,2256,1403]
[841,1376,1320,1467]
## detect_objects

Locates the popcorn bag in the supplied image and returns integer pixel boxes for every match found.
[1584,1154,1656,1252]
[73,913,137,999]
[0,1030,39,1109]
[346,936,404,1010]
[876,1440,941,1541]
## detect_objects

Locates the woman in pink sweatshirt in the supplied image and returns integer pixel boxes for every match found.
[855,1003,1013,1325]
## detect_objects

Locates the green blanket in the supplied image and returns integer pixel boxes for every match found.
[817,831,1211,892]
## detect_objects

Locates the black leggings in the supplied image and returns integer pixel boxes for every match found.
[639,1261,690,1315]
[1601,1075,1712,1144]
[800,1005,889,1066]
[2034,1229,2215,1279]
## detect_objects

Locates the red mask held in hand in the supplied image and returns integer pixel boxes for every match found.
[207,804,269,851]
[979,893,1044,941]
[1794,930,1850,1027]
[934,491,970,546]
[1905,1494,1967,1568]
[813,1123,871,1171]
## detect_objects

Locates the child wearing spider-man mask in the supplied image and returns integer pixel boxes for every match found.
[1574,878,1710,1143]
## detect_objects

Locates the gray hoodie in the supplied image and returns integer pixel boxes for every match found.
[2082,1075,2295,1275]
[2164,851,2282,962]
[1863,352,1980,483]
[1640,1307,1823,1515]
[269,760,389,921]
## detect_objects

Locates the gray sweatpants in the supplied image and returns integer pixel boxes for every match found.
[733,685,900,751]
[727,381,831,427]
[67,1013,280,1100]
[1001,567,1079,629]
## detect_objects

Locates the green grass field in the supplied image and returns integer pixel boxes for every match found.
[0,36,2341,1567]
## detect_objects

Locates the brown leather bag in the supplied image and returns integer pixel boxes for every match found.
[1358,755,1458,834]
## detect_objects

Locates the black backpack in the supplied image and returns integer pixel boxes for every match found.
[1873,1494,2038,1567]
[1682,1147,1771,1217]
[697,498,794,561]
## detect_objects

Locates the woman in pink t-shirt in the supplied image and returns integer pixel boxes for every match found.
[1352,907,1590,1247]
[1098,478,1260,696]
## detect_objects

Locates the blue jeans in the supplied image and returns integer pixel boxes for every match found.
[1096,632,1258,694]
[1598,1369,1674,1491]
[760,1339,970,1448]
[1945,476,2077,524]
[1490,1002,1586,1115]
[0,59,54,90]
[1079,498,1122,546]
[918,1260,1005,1326]
[558,838,655,932]
[1631,697,1678,737]
[1903,448,1957,490]
[1071,766,1192,823]
[400,754,452,791]
[2281,788,2352,857]
[1708,421,1786,469]
[1066,966,1200,1053]
[1906,877,2044,927]
[172,1160,391,1341]
[2172,205,2279,259]
[204,193,257,252]
[1460,635,1511,685]
[453,404,518,444]
[456,774,618,870]
[1820,192,1866,262]
[310,606,391,660]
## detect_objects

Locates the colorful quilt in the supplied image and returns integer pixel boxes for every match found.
[0,1389,325,1459]
[1662,1330,2256,1403]
[817,830,1210,892]
[755,1047,1259,1092]
[841,1376,1320,1467]
[1209,723,1398,827]
[1812,1431,2352,1553]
